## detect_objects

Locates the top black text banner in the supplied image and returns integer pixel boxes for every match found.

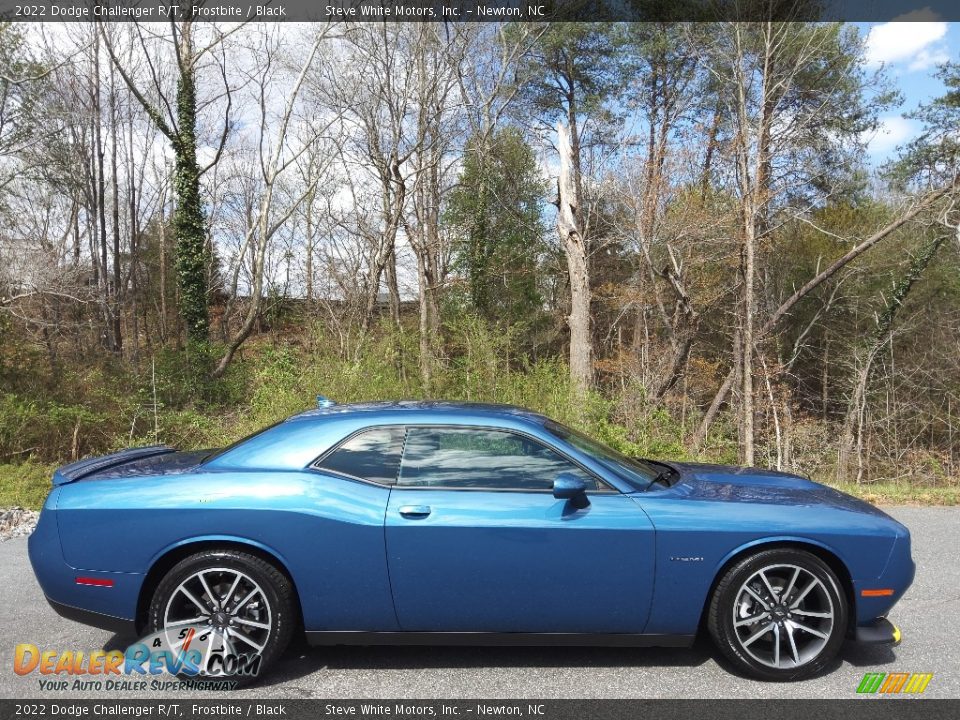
[1,0,959,23]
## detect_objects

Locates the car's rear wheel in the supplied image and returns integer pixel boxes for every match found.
[708,548,847,681]
[148,549,296,685]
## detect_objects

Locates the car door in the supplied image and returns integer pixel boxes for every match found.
[384,425,656,634]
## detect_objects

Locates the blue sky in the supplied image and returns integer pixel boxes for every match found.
[859,20,959,164]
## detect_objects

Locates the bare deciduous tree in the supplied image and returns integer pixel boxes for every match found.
[212,25,339,377]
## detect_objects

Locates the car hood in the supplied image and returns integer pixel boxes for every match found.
[665,461,892,519]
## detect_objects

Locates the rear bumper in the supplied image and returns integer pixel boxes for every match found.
[29,496,142,629]
[45,597,137,637]
[854,617,901,645]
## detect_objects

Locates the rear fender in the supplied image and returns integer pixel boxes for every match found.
[145,534,293,575]
[135,535,299,635]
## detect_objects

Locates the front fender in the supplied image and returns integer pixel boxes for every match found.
[636,492,899,635]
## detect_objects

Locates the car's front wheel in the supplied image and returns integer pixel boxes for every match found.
[708,548,848,680]
[148,549,296,685]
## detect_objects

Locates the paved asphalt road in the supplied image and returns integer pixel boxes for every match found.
[0,507,956,700]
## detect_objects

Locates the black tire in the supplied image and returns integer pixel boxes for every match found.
[708,548,848,681]
[148,549,296,685]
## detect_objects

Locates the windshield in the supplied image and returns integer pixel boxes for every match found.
[544,421,665,491]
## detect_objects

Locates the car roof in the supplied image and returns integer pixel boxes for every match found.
[204,400,563,475]
[287,400,549,425]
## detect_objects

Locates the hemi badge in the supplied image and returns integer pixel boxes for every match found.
[861,588,894,597]
[75,577,114,588]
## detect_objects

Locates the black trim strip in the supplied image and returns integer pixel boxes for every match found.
[46,597,137,636]
[305,631,694,648]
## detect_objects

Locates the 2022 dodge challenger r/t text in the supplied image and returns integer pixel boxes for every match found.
[28,400,914,682]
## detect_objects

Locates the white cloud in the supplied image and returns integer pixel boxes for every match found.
[865,21,948,68]
[863,115,919,158]
[908,46,951,72]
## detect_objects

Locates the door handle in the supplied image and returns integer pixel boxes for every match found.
[398,505,432,518]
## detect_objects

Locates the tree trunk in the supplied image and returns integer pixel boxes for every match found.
[109,72,123,355]
[92,34,115,352]
[416,254,435,392]
[159,191,168,343]
[385,245,401,329]
[361,160,406,334]
[172,20,210,344]
[740,224,756,466]
[556,121,592,393]
[700,96,722,199]
[128,112,141,362]
[821,335,830,421]
[305,187,314,303]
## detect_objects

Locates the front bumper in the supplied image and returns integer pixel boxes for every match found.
[854,617,901,645]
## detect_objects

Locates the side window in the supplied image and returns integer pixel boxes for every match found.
[315,427,406,485]
[398,427,603,491]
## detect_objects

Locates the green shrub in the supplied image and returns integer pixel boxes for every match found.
[146,342,248,409]
[1,317,954,496]
[0,461,55,509]
[0,394,115,462]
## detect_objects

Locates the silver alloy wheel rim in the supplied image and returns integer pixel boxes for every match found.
[732,563,834,670]
[163,566,272,667]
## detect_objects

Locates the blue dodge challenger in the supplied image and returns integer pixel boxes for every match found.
[28,400,914,681]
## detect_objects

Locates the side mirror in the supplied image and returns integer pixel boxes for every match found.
[553,473,588,501]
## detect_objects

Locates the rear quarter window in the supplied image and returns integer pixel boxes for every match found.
[314,427,406,484]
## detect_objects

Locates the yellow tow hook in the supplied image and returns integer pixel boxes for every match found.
[892,625,902,645]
